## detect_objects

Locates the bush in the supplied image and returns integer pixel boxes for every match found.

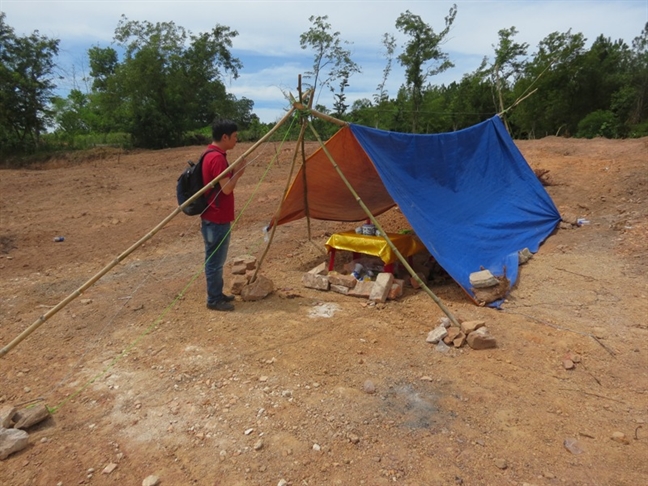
[576,110,619,139]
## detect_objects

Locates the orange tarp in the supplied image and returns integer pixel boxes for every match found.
[274,125,395,225]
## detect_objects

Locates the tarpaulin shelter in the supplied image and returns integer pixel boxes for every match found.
[274,115,561,304]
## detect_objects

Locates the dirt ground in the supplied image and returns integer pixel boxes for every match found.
[0,133,647,486]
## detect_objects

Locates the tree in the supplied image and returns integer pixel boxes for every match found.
[512,30,587,137]
[395,5,457,132]
[479,26,529,117]
[374,33,397,104]
[299,15,361,112]
[0,13,59,155]
[84,16,245,149]
[629,22,648,131]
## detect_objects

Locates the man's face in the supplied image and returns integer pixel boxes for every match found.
[223,132,238,150]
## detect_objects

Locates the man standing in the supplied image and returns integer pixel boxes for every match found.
[201,119,245,311]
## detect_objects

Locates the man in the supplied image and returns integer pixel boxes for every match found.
[201,119,246,311]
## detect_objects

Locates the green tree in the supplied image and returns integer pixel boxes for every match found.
[395,5,457,132]
[0,13,59,156]
[299,15,361,114]
[84,16,245,149]
[629,22,648,132]
[512,30,587,137]
[479,26,528,118]
[375,33,397,104]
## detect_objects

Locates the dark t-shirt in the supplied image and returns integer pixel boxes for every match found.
[201,144,234,224]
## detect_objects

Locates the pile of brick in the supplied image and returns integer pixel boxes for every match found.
[301,262,405,303]
[426,319,497,350]
[228,255,274,301]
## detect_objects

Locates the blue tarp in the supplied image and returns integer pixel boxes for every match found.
[349,116,561,304]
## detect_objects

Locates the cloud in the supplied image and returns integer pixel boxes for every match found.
[3,0,646,122]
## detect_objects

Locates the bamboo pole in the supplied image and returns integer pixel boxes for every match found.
[251,102,309,284]
[0,107,297,358]
[302,110,461,327]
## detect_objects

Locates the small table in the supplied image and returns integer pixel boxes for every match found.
[324,231,426,273]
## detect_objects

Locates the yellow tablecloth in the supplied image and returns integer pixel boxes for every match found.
[325,231,426,265]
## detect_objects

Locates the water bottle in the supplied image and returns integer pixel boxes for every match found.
[53,236,65,242]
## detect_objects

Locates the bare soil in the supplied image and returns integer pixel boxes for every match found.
[0,135,647,486]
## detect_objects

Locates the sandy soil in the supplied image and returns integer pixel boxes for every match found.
[0,134,647,486]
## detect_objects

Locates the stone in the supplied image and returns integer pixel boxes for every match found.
[253,439,264,451]
[142,475,161,486]
[426,326,448,344]
[231,263,248,275]
[232,254,257,270]
[327,273,357,289]
[387,279,404,300]
[230,274,249,295]
[469,269,498,288]
[563,359,575,370]
[460,320,485,335]
[369,272,394,303]
[611,431,629,445]
[452,332,467,348]
[0,427,29,460]
[102,463,118,474]
[466,327,497,350]
[301,273,330,291]
[518,248,533,264]
[563,438,583,454]
[409,272,427,289]
[443,327,462,345]
[13,404,50,429]
[494,458,508,470]
[0,406,16,428]
[241,275,274,301]
[363,380,376,394]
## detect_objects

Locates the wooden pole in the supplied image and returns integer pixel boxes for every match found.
[0,107,297,358]
[251,118,308,284]
[302,112,461,328]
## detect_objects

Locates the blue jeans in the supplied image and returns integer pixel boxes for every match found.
[200,220,231,306]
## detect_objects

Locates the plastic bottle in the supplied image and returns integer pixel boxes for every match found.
[53,236,65,242]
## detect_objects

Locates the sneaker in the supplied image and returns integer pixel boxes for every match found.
[221,294,235,302]
[207,300,235,312]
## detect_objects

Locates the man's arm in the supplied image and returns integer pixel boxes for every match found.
[219,163,246,195]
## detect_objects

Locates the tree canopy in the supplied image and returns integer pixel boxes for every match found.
[2,12,648,160]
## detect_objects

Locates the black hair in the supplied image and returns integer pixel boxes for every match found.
[211,118,238,141]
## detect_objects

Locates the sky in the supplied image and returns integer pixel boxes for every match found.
[2,0,647,123]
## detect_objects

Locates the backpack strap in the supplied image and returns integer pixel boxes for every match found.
[200,149,220,208]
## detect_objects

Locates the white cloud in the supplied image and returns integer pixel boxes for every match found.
[3,0,646,122]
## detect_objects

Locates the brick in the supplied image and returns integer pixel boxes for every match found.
[348,280,374,298]
[330,284,350,295]
[369,272,394,303]
[307,262,328,276]
[469,269,498,288]
[301,273,330,290]
[328,273,357,289]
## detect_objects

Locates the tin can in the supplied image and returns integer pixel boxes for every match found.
[53,236,65,242]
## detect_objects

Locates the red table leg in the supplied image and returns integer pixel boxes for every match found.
[328,249,336,272]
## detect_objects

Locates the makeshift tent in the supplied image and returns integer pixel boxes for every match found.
[274,115,561,304]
